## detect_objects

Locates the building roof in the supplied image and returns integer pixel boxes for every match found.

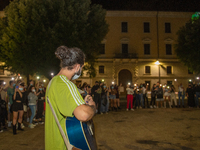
[91,0,200,12]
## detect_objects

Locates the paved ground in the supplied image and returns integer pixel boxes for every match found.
[0,104,200,150]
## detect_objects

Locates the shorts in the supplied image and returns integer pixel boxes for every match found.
[12,102,23,112]
[156,98,164,101]
[109,95,116,99]
[164,92,170,97]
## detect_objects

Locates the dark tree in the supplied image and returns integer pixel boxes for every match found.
[175,18,200,74]
[0,0,109,82]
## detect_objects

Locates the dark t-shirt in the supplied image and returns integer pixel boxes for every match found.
[157,87,163,98]
[15,92,23,102]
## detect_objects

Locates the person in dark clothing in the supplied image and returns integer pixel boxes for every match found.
[36,85,45,124]
[0,86,7,132]
[12,82,25,135]
[150,84,157,108]
[194,82,200,108]
[186,84,195,108]
[156,83,164,108]
[91,81,101,114]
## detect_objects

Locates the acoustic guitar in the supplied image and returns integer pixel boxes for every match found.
[65,116,97,150]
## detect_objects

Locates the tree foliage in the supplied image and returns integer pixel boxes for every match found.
[0,0,109,80]
[175,18,200,74]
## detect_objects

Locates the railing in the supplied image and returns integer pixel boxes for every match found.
[114,53,138,59]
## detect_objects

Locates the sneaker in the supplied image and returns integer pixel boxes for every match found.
[136,107,138,109]
[139,106,142,109]
[0,130,3,133]
[34,122,38,125]
[126,109,129,111]
[153,105,156,108]
[100,112,103,115]
[21,123,25,129]
[131,108,134,111]
[150,105,153,109]
[29,124,34,129]
[39,121,44,124]
[8,122,11,128]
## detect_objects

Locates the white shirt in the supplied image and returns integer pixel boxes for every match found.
[179,86,183,92]
[126,88,134,95]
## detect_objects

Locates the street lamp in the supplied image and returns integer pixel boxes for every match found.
[189,79,192,82]
[102,79,104,82]
[43,79,46,82]
[174,79,177,81]
[155,60,160,83]
[196,77,199,80]
[128,82,131,85]
[112,81,114,85]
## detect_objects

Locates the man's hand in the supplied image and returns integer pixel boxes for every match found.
[84,95,95,107]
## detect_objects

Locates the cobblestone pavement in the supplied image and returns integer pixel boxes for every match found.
[0,106,200,150]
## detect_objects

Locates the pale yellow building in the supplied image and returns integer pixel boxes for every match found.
[80,11,197,90]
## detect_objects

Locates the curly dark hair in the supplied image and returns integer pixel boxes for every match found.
[55,46,85,70]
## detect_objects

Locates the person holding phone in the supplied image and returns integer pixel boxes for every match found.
[12,83,25,135]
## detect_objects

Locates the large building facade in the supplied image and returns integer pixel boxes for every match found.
[80,11,197,90]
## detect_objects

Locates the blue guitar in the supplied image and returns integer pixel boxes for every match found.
[65,116,97,150]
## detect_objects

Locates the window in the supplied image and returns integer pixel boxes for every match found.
[121,22,128,33]
[188,69,193,74]
[145,81,151,90]
[99,44,105,54]
[122,44,128,54]
[99,66,104,74]
[166,44,172,55]
[167,66,172,74]
[144,44,150,55]
[167,81,172,87]
[165,23,171,33]
[144,22,150,33]
[0,67,4,75]
[145,66,151,74]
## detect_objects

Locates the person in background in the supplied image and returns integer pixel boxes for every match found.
[0,82,7,132]
[194,82,200,108]
[126,84,134,111]
[135,84,141,109]
[186,84,195,108]
[36,85,45,124]
[109,84,117,111]
[115,84,121,109]
[27,80,34,91]
[91,81,101,114]
[150,84,157,108]
[142,83,149,108]
[12,83,25,135]
[170,85,177,108]
[19,83,27,129]
[163,83,171,108]
[7,80,15,127]
[178,83,185,108]
[156,83,164,108]
[28,86,38,128]
[101,83,109,114]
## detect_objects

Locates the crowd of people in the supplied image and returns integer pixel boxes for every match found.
[0,80,45,134]
[1,78,200,134]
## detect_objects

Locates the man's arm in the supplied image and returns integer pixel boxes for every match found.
[73,95,96,122]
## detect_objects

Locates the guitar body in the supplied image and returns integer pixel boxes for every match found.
[65,116,97,150]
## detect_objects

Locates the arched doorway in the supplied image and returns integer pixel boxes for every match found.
[118,69,132,95]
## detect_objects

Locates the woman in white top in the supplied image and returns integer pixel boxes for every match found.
[126,85,134,111]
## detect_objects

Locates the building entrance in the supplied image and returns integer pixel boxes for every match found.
[118,69,132,95]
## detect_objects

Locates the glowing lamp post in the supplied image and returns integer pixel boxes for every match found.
[155,60,160,83]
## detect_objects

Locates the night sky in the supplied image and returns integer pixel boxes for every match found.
[91,0,199,12]
[0,0,199,12]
